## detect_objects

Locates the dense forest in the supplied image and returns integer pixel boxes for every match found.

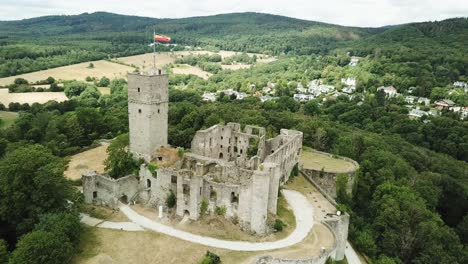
[0,11,467,264]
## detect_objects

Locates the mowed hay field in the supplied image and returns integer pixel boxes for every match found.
[0,88,68,105]
[65,144,109,180]
[300,150,357,173]
[0,60,135,86]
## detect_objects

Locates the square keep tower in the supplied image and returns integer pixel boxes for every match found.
[128,70,168,162]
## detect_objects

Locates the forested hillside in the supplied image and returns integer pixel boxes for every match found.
[0,12,373,77]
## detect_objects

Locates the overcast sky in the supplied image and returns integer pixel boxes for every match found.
[1,0,467,27]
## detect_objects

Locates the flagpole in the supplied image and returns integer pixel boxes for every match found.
[153,29,156,70]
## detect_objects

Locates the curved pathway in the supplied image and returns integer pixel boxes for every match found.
[120,189,315,251]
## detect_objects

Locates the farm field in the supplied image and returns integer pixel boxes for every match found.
[0,88,68,105]
[0,60,135,86]
[0,111,18,129]
[300,149,357,173]
[65,144,109,180]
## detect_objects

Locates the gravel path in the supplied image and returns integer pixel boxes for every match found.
[119,189,315,251]
[80,213,144,231]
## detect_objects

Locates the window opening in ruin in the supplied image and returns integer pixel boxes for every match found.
[158,156,163,161]
[138,109,142,113]
[137,88,140,92]
[221,136,223,140]
[200,187,202,195]
[251,127,259,135]
[220,145,223,149]
[158,69,162,75]
[93,191,97,198]
[184,210,190,216]
[183,184,189,195]
[120,195,128,204]
[171,176,177,184]
[158,109,160,114]
[209,138,212,147]
[272,150,275,153]
[219,153,224,159]
[147,179,152,188]
[229,138,231,143]
[210,186,217,200]
[240,149,243,154]
[231,192,238,203]
[234,146,238,152]
[228,146,231,153]
[235,137,238,143]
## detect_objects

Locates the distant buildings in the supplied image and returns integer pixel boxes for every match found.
[453,81,468,88]
[417,97,431,106]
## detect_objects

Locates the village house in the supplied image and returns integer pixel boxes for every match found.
[377,86,398,97]
[342,86,356,94]
[341,77,356,87]
[435,99,455,109]
[408,108,428,119]
[293,94,314,102]
[202,92,217,102]
[405,95,417,104]
[349,56,359,66]
[417,97,431,105]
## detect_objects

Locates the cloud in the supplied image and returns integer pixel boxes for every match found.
[0,0,467,27]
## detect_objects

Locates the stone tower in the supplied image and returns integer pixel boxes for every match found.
[128,69,168,162]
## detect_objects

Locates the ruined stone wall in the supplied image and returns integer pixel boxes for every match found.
[301,150,358,199]
[190,123,265,168]
[128,72,168,162]
[323,215,349,261]
[264,129,303,183]
[82,171,138,209]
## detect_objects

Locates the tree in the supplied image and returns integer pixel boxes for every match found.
[64,81,88,98]
[336,174,351,205]
[98,76,110,87]
[0,240,8,264]
[304,100,321,116]
[0,145,72,236]
[34,212,82,245]
[46,76,55,84]
[104,133,140,178]
[8,231,73,264]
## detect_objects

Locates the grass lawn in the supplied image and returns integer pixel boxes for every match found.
[300,149,357,173]
[0,111,18,129]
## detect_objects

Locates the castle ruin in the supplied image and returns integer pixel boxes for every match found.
[82,69,303,234]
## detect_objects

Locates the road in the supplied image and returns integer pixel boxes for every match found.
[345,241,362,264]
[119,189,315,251]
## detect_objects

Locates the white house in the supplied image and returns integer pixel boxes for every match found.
[260,95,278,102]
[202,92,217,102]
[405,96,417,104]
[453,81,468,88]
[408,109,428,119]
[349,57,359,66]
[342,86,356,94]
[417,97,431,105]
[293,94,314,102]
[377,86,398,97]
[341,77,356,87]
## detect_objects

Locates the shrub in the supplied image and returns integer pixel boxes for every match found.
[198,251,221,264]
[166,191,176,208]
[147,163,158,177]
[87,63,94,69]
[14,78,28,85]
[200,199,208,216]
[98,76,110,87]
[274,219,285,231]
[215,206,226,216]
